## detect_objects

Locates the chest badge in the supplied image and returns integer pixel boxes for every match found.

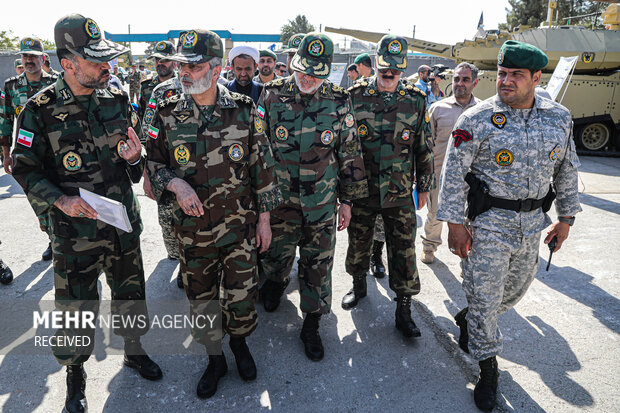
[63,152,82,171]
[174,144,190,165]
[491,113,507,129]
[254,117,264,134]
[401,129,410,141]
[549,145,561,161]
[54,112,69,122]
[117,140,129,157]
[321,130,334,145]
[15,105,23,115]
[495,149,514,166]
[399,90,406,96]
[358,124,368,138]
[275,125,289,141]
[228,143,245,162]
[174,112,190,123]
[345,113,355,128]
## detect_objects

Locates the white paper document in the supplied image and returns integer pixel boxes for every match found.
[79,188,133,233]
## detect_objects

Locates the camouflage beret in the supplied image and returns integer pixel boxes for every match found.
[498,40,548,71]
[354,53,372,66]
[19,37,44,56]
[289,32,333,79]
[282,33,305,53]
[260,49,277,60]
[149,41,175,59]
[14,59,23,68]
[171,29,223,64]
[54,14,128,63]
[376,35,407,71]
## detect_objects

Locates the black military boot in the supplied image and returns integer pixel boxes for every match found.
[64,364,87,413]
[176,267,183,289]
[299,313,324,361]
[395,295,421,338]
[260,278,290,312]
[197,355,228,399]
[0,259,13,285]
[123,338,163,380]
[341,274,367,309]
[229,337,257,381]
[369,240,386,278]
[474,356,499,411]
[454,307,470,353]
[42,242,52,261]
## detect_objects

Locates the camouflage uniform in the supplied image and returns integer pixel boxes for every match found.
[437,94,582,361]
[258,68,368,313]
[129,69,141,103]
[147,65,281,344]
[12,71,148,365]
[345,75,434,295]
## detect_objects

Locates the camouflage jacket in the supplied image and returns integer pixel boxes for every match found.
[257,75,368,223]
[437,94,582,236]
[146,84,282,245]
[0,70,57,147]
[348,77,434,208]
[141,76,182,140]
[252,73,280,85]
[138,73,177,119]
[11,75,145,250]
[129,70,141,89]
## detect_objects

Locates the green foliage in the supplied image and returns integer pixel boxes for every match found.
[500,0,606,31]
[280,15,315,44]
[0,31,18,49]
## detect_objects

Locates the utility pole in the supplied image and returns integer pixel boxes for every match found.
[413,25,416,39]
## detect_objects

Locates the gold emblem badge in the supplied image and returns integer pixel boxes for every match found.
[63,151,82,171]
[84,19,101,39]
[358,124,369,138]
[345,113,354,128]
[33,93,50,106]
[401,129,410,141]
[156,41,167,51]
[174,145,190,165]
[399,90,406,96]
[181,31,198,49]
[549,145,561,161]
[174,113,190,123]
[321,130,334,145]
[307,39,324,57]
[581,52,595,64]
[117,140,129,157]
[424,111,429,123]
[368,89,376,95]
[228,143,245,162]
[54,113,69,122]
[15,105,23,115]
[491,113,507,129]
[254,117,264,134]
[388,40,402,55]
[495,149,514,166]
[275,125,288,141]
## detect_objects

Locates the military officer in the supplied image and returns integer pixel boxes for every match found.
[43,53,61,76]
[342,35,434,340]
[12,14,163,413]
[139,41,177,120]
[146,29,281,399]
[258,33,368,361]
[253,49,279,84]
[1,37,57,261]
[129,63,141,103]
[437,41,581,411]
[354,52,373,79]
[14,59,24,75]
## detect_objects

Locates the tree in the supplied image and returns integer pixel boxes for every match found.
[500,0,606,31]
[280,15,315,44]
[0,31,18,49]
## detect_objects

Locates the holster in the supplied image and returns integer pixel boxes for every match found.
[465,173,492,221]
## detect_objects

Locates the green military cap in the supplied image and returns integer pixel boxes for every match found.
[354,53,371,66]
[289,32,333,79]
[14,58,23,68]
[376,35,408,71]
[497,40,548,71]
[54,14,128,63]
[282,33,305,53]
[149,40,175,59]
[171,29,223,64]
[260,49,277,60]
[19,37,44,55]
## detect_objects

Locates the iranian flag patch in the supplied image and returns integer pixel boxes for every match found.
[17,129,34,147]
[148,98,157,109]
[147,125,159,139]
[257,105,265,119]
[0,91,5,100]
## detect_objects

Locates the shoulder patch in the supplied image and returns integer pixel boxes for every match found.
[265,78,284,88]
[30,88,56,107]
[231,92,253,105]
[347,82,365,94]
[159,94,180,108]
[109,87,124,96]
[331,84,346,94]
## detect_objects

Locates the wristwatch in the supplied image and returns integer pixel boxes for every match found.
[558,216,575,226]
[340,200,352,206]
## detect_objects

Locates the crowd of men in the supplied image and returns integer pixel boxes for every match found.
[0,13,580,413]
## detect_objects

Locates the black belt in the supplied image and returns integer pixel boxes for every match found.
[488,195,546,212]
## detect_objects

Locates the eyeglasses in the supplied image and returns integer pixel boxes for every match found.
[378,68,401,76]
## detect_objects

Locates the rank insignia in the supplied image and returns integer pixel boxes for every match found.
[345,113,355,128]
[164,89,175,99]
[491,113,507,129]
[254,117,264,134]
[358,124,369,138]
[452,129,472,148]
[33,94,50,106]
[174,113,190,123]
[117,140,129,157]
[401,129,410,141]
[54,113,69,122]
[174,144,190,165]
[15,105,23,115]
[549,145,561,161]
[59,88,72,100]
[228,143,245,162]
[147,125,159,139]
[321,130,334,145]
[63,151,82,171]
[131,112,138,128]
[275,125,288,141]
[495,149,514,166]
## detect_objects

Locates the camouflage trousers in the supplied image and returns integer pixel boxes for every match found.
[461,227,540,361]
[421,185,443,253]
[346,203,421,296]
[259,211,336,314]
[130,87,140,104]
[158,194,180,259]
[51,226,148,366]
[177,225,258,345]
[373,214,385,242]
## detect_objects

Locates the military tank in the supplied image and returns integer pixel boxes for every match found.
[326,2,620,153]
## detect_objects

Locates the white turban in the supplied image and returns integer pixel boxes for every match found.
[228,46,259,64]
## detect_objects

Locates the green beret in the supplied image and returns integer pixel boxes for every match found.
[260,49,277,60]
[498,40,548,71]
[354,53,371,66]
